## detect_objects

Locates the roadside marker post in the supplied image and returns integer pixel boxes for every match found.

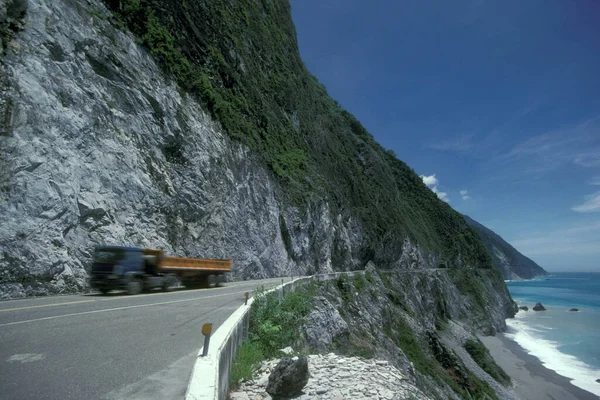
[244,292,249,305]
[201,323,212,357]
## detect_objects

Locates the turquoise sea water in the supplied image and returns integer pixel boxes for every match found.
[506,272,600,395]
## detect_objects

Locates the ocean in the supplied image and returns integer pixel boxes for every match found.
[506,272,600,396]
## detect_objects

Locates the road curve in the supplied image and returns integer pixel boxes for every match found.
[0,277,286,400]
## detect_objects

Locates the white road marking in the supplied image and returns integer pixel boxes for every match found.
[6,353,46,363]
[0,300,96,313]
[0,290,251,328]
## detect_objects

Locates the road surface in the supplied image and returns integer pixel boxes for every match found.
[0,278,286,400]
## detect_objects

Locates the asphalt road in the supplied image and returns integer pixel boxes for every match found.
[0,277,287,400]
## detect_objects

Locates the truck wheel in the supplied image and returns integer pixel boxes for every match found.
[207,274,217,288]
[127,279,142,295]
[162,275,177,292]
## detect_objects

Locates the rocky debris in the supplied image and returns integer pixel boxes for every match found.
[279,347,294,356]
[230,393,250,400]
[569,308,579,312]
[236,354,432,400]
[532,302,546,311]
[266,357,309,399]
[302,296,348,352]
[519,306,528,311]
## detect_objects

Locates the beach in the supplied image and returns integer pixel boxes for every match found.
[479,334,600,400]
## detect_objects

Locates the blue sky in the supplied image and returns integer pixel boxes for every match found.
[290,0,600,272]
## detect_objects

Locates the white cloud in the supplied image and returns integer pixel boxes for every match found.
[432,186,450,202]
[421,174,438,186]
[428,133,475,152]
[495,116,600,176]
[572,191,600,213]
[590,177,600,186]
[420,174,449,202]
[460,190,471,200]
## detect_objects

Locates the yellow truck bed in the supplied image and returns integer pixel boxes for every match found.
[159,256,232,272]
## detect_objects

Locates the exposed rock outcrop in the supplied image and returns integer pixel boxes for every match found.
[302,296,349,352]
[533,302,546,311]
[0,0,368,298]
[569,308,579,312]
[519,306,529,311]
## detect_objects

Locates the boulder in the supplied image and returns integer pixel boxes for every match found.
[596,378,600,383]
[569,308,579,312]
[266,357,309,398]
[519,306,529,311]
[532,302,546,311]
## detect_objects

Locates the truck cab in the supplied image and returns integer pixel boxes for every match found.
[89,246,172,294]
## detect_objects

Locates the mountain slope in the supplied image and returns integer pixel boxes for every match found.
[0,0,500,299]
[463,215,547,280]
[103,0,492,269]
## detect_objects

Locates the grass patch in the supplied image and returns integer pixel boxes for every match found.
[353,273,366,292]
[229,282,317,388]
[230,341,264,387]
[465,339,511,385]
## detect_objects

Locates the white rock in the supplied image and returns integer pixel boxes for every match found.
[229,392,250,400]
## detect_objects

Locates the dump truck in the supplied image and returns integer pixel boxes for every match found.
[89,246,232,295]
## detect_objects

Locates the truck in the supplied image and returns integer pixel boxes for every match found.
[89,246,232,295]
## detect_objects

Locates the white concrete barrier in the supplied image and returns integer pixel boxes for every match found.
[185,271,363,400]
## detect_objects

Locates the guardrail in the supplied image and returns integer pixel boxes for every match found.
[185,271,364,400]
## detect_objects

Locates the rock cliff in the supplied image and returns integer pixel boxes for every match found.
[296,266,517,399]
[463,215,548,280]
[0,0,366,297]
[0,0,489,297]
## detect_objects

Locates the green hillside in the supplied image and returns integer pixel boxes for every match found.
[105,0,491,268]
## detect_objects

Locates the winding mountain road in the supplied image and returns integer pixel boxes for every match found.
[0,278,286,400]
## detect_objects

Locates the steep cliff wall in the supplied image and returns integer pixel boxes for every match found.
[0,0,367,298]
[0,0,503,304]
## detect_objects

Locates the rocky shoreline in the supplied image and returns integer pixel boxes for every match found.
[230,353,431,400]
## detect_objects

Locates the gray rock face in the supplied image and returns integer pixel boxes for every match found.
[302,296,349,352]
[0,0,367,298]
[519,306,529,311]
[266,357,309,398]
[533,302,546,311]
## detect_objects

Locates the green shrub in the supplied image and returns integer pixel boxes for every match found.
[248,284,315,358]
[353,273,366,292]
[336,273,352,302]
[465,339,511,385]
[229,341,264,388]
